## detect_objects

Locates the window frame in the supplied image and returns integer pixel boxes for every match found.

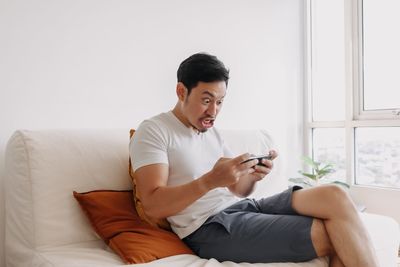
[304,0,400,189]
[354,0,400,121]
[304,0,400,224]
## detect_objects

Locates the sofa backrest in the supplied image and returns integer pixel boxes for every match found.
[5,129,133,250]
[4,128,285,251]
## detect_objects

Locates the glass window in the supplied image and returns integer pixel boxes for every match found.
[312,128,346,183]
[311,0,346,121]
[307,0,400,190]
[362,0,400,111]
[355,127,400,188]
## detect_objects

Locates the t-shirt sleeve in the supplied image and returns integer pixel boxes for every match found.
[130,120,169,172]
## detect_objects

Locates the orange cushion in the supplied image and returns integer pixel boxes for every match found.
[129,129,171,230]
[73,190,193,264]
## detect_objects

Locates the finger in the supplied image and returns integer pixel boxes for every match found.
[251,170,266,181]
[242,158,259,169]
[268,149,278,160]
[233,153,251,164]
[242,167,256,176]
[260,158,273,169]
[234,153,259,168]
[254,164,271,175]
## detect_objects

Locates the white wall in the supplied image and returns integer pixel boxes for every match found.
[0,0,304,265]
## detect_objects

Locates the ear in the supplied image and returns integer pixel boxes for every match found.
[176,82,187,101]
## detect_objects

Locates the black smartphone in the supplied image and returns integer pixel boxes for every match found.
[241,154,272,166]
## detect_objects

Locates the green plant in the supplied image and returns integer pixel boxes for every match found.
[289,156,349,188]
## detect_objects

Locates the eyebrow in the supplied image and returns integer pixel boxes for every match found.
[202,90,225,99]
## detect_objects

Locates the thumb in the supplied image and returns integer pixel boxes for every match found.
[233,153,251,164]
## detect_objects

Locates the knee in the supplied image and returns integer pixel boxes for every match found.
[322,185,357,216]
[310,219,334,257]
[323,185,352,205]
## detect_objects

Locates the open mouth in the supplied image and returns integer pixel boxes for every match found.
[200,118,215,129]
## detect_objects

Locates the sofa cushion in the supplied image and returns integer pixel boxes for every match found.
[73,189,194,264]
[5,129,133,251]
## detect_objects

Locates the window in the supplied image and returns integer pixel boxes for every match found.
[306,0,400,191]
[310,0,345,122]
[361,0,400,114]
[355,127,400,188]
[312,128,346,183]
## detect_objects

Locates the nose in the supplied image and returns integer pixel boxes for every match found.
[207,103,218,117]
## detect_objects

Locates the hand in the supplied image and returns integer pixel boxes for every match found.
[248,150,278,182]
[205,153,258,189]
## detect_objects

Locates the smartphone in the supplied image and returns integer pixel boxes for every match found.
[241,154,272,166]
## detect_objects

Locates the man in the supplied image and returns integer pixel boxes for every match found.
[130,53,378,266]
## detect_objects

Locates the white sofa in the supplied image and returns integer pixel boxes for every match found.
[4,129,400,267]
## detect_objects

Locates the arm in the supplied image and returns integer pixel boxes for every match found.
[135,153,257,219]
[228,150,278,197]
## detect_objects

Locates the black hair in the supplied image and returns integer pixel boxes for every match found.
[177,53,229,95]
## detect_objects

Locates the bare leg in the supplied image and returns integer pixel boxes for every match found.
[310,219,345,267]
[330,254,345,267]
[292,185,378,267]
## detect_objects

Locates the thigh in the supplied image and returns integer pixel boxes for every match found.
[291,184,352,219]
[255,185,302,215]
[184,211,317,263]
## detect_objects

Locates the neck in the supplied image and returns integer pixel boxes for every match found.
[172,105,191,129]
[171,105,201,134]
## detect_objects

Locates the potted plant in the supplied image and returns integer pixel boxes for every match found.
[289,156,349,188]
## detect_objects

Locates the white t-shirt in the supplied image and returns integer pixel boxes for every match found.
[130,111,239,238]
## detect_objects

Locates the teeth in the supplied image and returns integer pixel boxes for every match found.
[202,118,214,126]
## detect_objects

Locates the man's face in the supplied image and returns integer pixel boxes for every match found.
[180,81,226,133]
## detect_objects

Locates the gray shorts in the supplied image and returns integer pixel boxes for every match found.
[183,186,317,263]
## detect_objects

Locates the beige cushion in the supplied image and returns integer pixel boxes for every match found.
[5,129,132,250]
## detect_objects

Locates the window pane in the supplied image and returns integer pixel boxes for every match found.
[362,0,400,111]
[311,0,345,121]
[355,127,400,188]
[312,128,346,183]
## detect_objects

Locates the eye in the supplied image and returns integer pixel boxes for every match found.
[217,100,224,105]
[202,98,211,105]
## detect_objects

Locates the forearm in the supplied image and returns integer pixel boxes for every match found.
[137,154,259,219]
[228,175,257,197]
[141,173,214,219]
